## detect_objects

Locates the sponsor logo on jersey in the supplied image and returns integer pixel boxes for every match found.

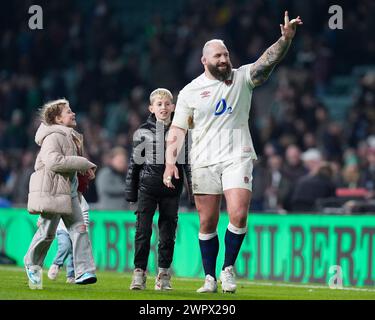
[200,91,211,98]
[214,98,233,116]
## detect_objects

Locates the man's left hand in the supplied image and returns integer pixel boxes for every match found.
[280,11,303,41]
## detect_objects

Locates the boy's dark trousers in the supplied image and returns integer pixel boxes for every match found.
[134,191,179,271]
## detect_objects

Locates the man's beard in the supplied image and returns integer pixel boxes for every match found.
[207,62,232,81]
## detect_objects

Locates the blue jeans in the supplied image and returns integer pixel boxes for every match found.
[53,230,74,278]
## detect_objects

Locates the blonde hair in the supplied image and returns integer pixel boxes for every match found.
[39,98,69,125]
[149,88,173,104]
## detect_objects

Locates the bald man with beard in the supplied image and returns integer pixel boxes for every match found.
[163,12,303,293]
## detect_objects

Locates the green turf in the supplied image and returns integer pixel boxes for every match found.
[0,266,374,300]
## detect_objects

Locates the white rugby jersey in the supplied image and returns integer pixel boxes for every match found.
[172,63,258,169]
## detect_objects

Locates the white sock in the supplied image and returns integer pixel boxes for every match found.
[227,222,247,235]
[198,231,218,240]
[158,267,169,274]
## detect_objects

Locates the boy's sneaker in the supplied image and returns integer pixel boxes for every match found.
[75,272,97,285]
[66,277,75,284]
[155,271,172,290]
[25,265,43,290]
[130,268,146,290]
[196,274,217,293]
[220,266,236,293]
[47,264,60,280]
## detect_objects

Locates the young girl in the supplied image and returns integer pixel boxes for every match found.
[24,98,97,289]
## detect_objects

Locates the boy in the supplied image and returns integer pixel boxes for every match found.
[125,88,192,290]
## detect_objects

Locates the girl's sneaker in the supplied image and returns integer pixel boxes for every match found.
[75,272,97,285]
[25,265,43,290]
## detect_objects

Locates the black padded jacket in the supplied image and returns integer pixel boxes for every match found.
[125,113,192,202]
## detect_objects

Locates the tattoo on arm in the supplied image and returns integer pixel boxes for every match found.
[250,37,291,87]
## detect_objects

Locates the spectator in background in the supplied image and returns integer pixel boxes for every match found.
[0,153,12,207]
[263,153,290,213]
[339,164,361,189]
[342,142,375,214]
[0,151,11,200]
[251,144,276,211]
[95,146,128,210]
[2,109,28,150]
[330,160,343,187]
[360,145,375,195]
[301,148,322,175]
[291,162,336,212]
[283,145,307,182]
[321,122,344,161]
[280,145,307,211]
[9,150,34,205]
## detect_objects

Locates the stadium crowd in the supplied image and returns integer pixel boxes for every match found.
[0,0,374,213]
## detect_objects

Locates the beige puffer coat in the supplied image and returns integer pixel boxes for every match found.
[27,123,96,215]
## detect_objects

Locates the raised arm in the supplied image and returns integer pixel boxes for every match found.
[250,11,303,87]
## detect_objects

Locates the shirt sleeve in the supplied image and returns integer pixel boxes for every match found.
[239,63,255,89]
[171,91,193,130]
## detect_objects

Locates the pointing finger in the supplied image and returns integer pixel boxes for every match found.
[284,11,289,26]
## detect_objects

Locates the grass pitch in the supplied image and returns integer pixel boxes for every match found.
[0,266,374,300]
